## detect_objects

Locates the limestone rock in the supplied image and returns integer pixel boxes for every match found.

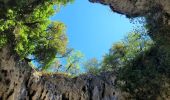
[1,0,170,99]
[0,47,122,100]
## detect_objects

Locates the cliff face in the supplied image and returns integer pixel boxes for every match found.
[0,46,122,100]
[1,0,170,100]
[89,0,170,16]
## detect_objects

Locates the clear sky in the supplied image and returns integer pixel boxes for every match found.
[51,0,135,60]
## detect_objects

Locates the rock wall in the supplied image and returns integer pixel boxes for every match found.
[0,46,123,100]
[1,0,170,100]
[89,0,170,17]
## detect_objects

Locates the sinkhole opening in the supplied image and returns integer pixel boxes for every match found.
[30,0,153,76]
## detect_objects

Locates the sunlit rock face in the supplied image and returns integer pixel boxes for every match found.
[89,0,151,17]
[89,0,170,16]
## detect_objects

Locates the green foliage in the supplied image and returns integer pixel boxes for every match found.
[32,22,68,70]
[41,49,84,76]
[115,45,170,99]
[83,58,101,75]
[0,0,73,69]
[102,27,170,99]
[0,35,7,48]
[65,50,84,75]
[102,29,153,71]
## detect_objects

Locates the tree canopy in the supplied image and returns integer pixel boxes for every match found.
[100,26,170,99]
[102,28,153,72]
[0,0,74,70]
[83,58,101,75]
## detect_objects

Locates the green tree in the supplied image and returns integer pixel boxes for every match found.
[65,50,84,75]
[102,29,153,72]
[0,0,74,70]
[83,58,101,75]
[101,28,170,99]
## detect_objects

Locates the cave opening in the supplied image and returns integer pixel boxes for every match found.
[48,0,153,75]
[1,0,170,99]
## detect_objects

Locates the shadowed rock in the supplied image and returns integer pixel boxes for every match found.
[1,0,170,99]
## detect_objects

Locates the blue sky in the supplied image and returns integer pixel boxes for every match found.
[51,0,135,60]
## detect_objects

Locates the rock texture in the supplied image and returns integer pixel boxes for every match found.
[1,0,170,100]
[89,0,170,17]
[0,46,122,100]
